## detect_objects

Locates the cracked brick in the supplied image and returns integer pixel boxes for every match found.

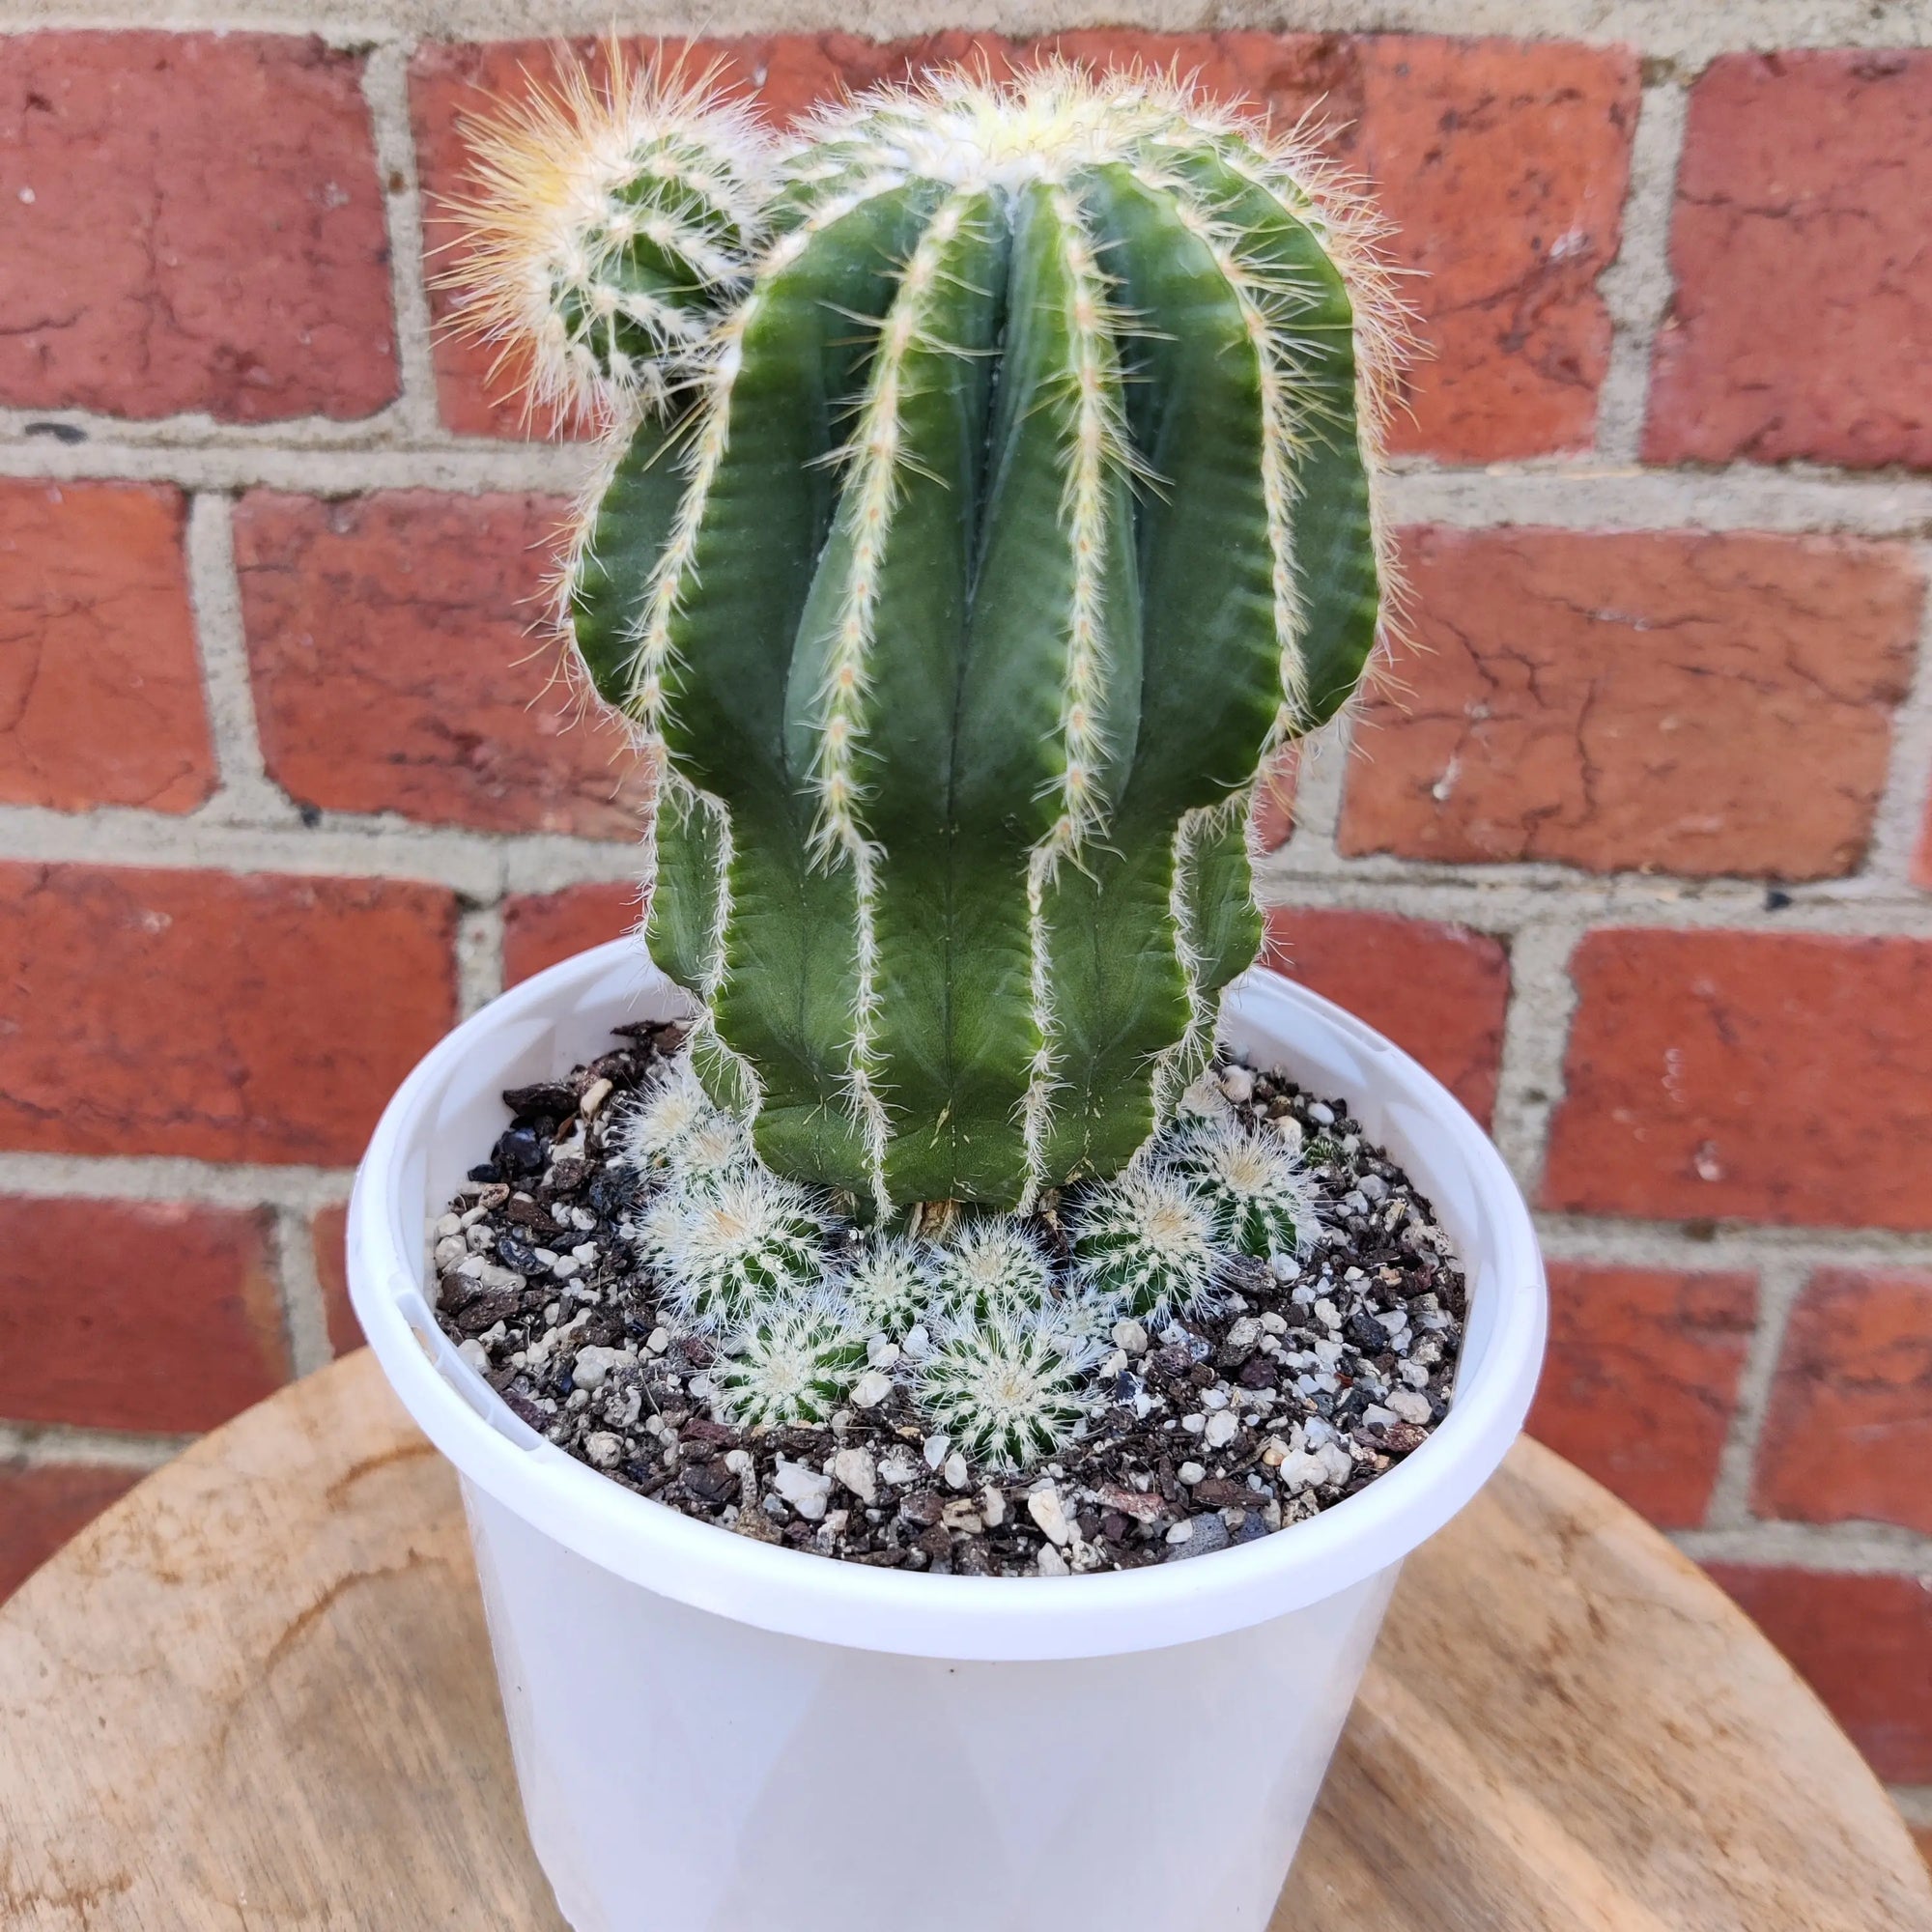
[1528,1262,1755,1528]
[0,479,212,813]
[1262,905,1510,1124]
[1342,526,1921,880]
[1754,1266,1932,1535]
[0,1196,289,1433]
[503,881,639,986]
[0,863,457,1165]
[1545,929,1932,1231]
[0,1464,142,1604]
[1708,1566,1932,1782]
[0,33,396,422]
[1647,51,1932,469]
[234,491,649,838]
[411,30,1634,459]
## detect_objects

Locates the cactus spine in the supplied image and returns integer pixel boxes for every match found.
[459,59,1401,1230]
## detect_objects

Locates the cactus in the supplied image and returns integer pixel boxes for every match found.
[1169,1116,1318,1262]
[643,1165,832,1328]
[930,1218,1057,1324]
[838,1233,939,1340]
[1065,1164,1225,1323]
[459,54,1403,1221]
[712,1297,868,1427]
[914,1307,1104,1473]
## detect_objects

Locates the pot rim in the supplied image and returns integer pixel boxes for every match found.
[349,939,1546,1662]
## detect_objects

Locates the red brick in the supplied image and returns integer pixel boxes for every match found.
[503,880,639,986]
[1754,1268,1932,1535]
[412,32,1634,458]
[1357,37,1637,460]
[1648,52,1932,469]
[0,1197,288,1433]
[1250,746,1300,855]
[1262,907,1509,1124]
[1527,1262,1755,1528]
[0,34,395,422]
[0,864,456,1166]
[1544,929,1932,1231]
[234,492,648,838]
[0,480,212,813]
[1707,1565,1932,1782]
[0,1463,142,1604]
[310,1201,361,1355]
[1342,527,1920,880]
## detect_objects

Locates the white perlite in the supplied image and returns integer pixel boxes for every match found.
[831,1446,877,1505]
[1026,1486,1073,1547]
[773,1460,833,1521]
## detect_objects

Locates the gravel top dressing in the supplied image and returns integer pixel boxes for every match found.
[432,1025,1467,1577]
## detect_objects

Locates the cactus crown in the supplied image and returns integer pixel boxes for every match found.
[460,50,1402,1234]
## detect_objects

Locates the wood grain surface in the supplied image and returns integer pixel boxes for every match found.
[1,1350,1926,1931]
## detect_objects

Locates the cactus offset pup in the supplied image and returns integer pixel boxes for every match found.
[454,56,1404,1226]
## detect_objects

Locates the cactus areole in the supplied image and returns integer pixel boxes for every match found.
[455,57,1406,1220]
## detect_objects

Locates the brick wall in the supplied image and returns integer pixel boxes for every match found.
[0,2,1928,1852]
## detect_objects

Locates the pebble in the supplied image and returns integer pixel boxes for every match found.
[571,1346,628,1391]
[1180,1412,1207,1435]
[1164,1519,1193,1546]
[1313,1297,1342,1329]
[1111,1318,1150,1355]
[1168,1514,1231,1561]
[580,1076,613,1118]
[724,1448,753,1476]
[1261,1311,1288,1335]
[942,1451,971,1492]
[1037,1544,1070,1577]
[832,1446,878,1505]
[1307,1101,1336,1126]
[1386,1389,1434,1426]
[583,1432,623,1469]
[645,1327,670,1354]
[773,1460,833,1521]
[1203,1409,1239,1450]
[434,1211,464,1239]
[1218,1065,1255,1104]
[878,1450,921,1486]
[457,1338,492,1373]
[849,1369,894,1410]
[433,1235,467,1271]
[981,1486,1007,1527]
[1225,1316,1261,1350]
[1026,1486,1073,1547]
[923,1434,950,1469]
[1271,1114,1304,1151]
[1269,1254,1301,1282]
[866,1336,901,1370]
[1177,1461,1206,1485]
[454,1259,525,1294]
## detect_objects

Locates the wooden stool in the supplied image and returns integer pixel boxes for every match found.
[2,1350,1926,1930]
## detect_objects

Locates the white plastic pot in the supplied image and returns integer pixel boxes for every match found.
[349,940,1546,1932]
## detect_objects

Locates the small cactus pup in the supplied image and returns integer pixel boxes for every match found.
[456,54,1406,1228]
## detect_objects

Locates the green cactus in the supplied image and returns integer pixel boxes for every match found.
[459,57,1401,1228]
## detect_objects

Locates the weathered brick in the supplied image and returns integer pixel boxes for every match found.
[310,1201,361,1356]
[412,31,1634,458]
[0,1197,288,1433]
[1754,1267,1932,1535]
[1544,930,1932,1231]
[1357,36,1637,459]
[1250,746,1300,855]
[503,880,639,986]
[1342,527,1920,880]
[0,33,395,421]
[1527,1262,1755,1528]
[1648,51,1932,469]
[0,1463,142,1604]
[1262,907,1509,1124]
[234,491,647,838]
[0,864,456,1166]
[1708,1565,1932,1783]
[0,480,212,813]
